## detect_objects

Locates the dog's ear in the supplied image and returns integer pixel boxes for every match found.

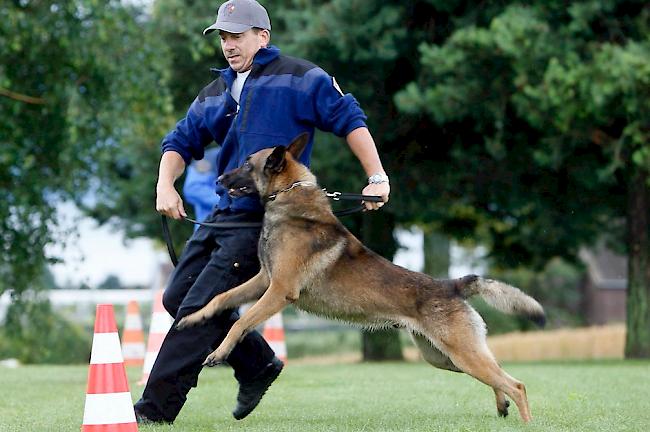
[287,133,309,160]
[265,146,287,173]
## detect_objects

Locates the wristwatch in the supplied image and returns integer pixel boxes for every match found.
[368,173,389,184]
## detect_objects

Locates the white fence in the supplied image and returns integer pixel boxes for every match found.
[0,289,159,323]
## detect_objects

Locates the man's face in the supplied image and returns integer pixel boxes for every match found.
[219,29,269,72]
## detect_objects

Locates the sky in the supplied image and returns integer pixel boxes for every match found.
[393,227,486,278]
[47,203,166,288]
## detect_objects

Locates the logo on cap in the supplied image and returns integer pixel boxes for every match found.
[226,3,235,15]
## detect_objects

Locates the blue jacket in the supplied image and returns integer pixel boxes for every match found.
[183,147,220,226]
[161,45,367,213]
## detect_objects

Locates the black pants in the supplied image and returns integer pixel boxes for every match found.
[134,209,275,423]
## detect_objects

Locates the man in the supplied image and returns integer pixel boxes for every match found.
[183,147,220,226]
[134,0,390,424]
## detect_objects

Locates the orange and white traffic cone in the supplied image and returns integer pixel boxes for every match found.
[138,290,173,385]
[121,301,145,367]
[82,304,138,432]
[263,312,287,363]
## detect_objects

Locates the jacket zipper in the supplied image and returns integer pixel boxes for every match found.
[238,64,258,133]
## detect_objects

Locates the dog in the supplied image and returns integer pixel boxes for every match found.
[177,133,546,422]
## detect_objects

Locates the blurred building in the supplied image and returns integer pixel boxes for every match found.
[580,247,627,325]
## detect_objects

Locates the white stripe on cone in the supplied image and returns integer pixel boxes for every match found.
[139,291,174,385]
[122,342,146,359]
[263,312,287,362]
[142,352,157,378]
[90,333,124,364]
[268,341,287,359]
[150,312,173,334]
[124,314,142,330]
[82,392,137,425]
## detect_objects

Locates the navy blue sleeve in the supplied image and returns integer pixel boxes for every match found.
[161,97,215,164]
[300,68,368,137]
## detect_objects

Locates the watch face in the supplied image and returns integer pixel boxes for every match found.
[369,174,388,184]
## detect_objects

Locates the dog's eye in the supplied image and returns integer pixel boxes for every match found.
[243,161,252,171]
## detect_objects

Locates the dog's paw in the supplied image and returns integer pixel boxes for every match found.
[203,353,225,367]
[176,315,200,331]
[498,400,510,418]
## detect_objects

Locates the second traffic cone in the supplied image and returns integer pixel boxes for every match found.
[121,301,145,367]
[263,312,287,363]
[82,304,138,432]
[138,290,173,385]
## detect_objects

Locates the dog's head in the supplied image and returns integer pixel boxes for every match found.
[218,133,309,200]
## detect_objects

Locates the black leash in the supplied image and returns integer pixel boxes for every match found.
[161,213,179,266]
[161,190,384,266]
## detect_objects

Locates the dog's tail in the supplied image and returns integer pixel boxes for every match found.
[456,275,546,327]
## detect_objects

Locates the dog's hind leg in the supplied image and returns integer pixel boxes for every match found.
[203,279,296,366]
[425,318,532,422]
[177,271,269,330]
[410,326,513,418]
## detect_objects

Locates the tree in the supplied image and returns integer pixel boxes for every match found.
[0,1,173,299]
[97,274,123,290]
[86,0,221,253]
[395,1,650,357]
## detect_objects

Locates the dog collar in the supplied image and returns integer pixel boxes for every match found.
[266,181,318,201]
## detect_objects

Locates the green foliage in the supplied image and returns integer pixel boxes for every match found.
[0,299,90,364]
[396,1,650,355]
[151,0,222,110]
[0,1,174,297]
[395,1,649,267]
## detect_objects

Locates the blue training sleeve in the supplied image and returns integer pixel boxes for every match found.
[161,98,215,164]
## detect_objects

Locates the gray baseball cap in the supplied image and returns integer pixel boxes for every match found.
[203,0,271,35]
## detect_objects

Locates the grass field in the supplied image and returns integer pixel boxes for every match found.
[1,360,649,431]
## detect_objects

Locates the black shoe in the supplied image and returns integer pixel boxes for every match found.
[232,357,284,420]
[134,406,168,425]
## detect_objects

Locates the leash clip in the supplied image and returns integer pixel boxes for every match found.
[324,190,342,200]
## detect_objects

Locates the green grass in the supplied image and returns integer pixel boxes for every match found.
[1,360,649,431]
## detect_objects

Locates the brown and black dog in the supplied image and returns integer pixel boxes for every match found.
[177,133,545,422]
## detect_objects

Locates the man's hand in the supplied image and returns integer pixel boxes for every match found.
[156,184,187,220]
[156,151,187,219]
[362,182,390,211]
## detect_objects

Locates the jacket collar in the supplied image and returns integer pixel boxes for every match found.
[211,45,281,87]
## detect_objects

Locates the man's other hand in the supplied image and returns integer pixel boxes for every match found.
[362,182,390,211]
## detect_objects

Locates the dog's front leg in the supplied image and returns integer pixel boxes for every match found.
[177,271,270,330]
[203,280,296,366]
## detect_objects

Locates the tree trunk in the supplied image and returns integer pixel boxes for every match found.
[423,231,450,278]
[359,211,403,361]
[624,168,650,358]
[362,328,403,360]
